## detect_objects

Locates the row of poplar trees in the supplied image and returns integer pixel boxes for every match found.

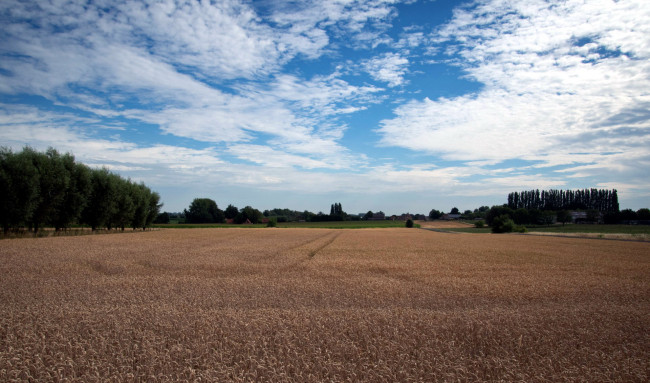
[0,147,162,233]
[507,189,619,212]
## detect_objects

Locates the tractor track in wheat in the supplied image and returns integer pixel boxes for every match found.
[1,228,648,382]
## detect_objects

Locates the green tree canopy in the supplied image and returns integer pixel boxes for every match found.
[50,155,91,231]
[619,209,637,221]
[513,208,530,225]
[486,206,514,226]
[329,202,346,221]
[184,198,224,224]
[0,148,39,233]
[145,191,162,229]
[491,215,515,233]
[1,147,161,233]
[637,208,650,220]
[225,204,239,220]
[82,168,118,231]
[235,205,263,224]
[428,209,442,220]
[154,212,170,224]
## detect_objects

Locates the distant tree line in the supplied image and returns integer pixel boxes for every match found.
[180,201,469,224]
[181,200,353,224]
[177,197,648,228]
[362,210,385,220]
[507,189,619,212]
[428,206,490,220]
[306,202,348,222]
[184,199,265,224]
[620,208,650,222]
[485,206,561,227]
[1,147,162,234]
[263,208,305,223]
[425,198,650,230]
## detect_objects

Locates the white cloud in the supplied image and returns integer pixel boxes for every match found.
[267,0,399,50]
[0,3,236,103]
[364,53,410,87]
[227,144,333,170]
[2,0,283,82]
[394,30,425,49]
[0,105,224,174]
[378,0,650,176]
[0,104,515,199]
[117,0,282,79]
[0,105,361,195]
[3,0,647,211]
[89,164,150,172]
[5,104,640,212]
[261,73,382,115]
[0,0,388,170]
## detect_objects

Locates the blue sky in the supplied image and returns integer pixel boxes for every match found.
[1,0,649,214]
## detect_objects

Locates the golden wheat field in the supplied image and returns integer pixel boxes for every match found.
[1,228,649,382]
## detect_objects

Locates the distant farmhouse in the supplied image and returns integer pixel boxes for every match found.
[387,213,428,221]
[570,211,587,223]
[398,213,412,221]
[570,211,602,224]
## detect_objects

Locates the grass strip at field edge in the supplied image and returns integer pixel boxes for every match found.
[154,221,416,229]
[430,226,650,242]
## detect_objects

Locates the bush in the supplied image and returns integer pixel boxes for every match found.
[474,220,485,228]
[491,214,515,233]
[405,219,414,228]
[539,210,556,226]
[486,206,514,226]
[154,212,170,224]
[513,225,527,233]
[266,218,277,227]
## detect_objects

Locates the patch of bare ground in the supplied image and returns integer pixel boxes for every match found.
[526,231,650,242]
[1,228,648,382]
[417,220,474,229]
